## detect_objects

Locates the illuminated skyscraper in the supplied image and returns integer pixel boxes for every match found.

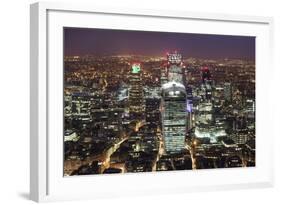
[167,52,185,84]
[145,97,161,131]
[161,52,187,154]
[224,82,232,102]
[160,67,168,86]
[200,66,212,100]
[195,67,226,143]
[129,63,144,119]
[201,66,211,84]
[162,82,187,153]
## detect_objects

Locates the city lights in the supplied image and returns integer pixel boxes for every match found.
[63,28,255,176]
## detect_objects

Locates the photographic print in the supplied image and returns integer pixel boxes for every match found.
[63,28,255,176]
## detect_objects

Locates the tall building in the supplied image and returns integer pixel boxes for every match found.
[162,81,187,154]
[201,66,211,84]
[161,52,187,154]
[201,66,212,100]
[145,97,161,131]
[167,52,185,84]
[213,86,224,110]
[160,67,168,86]
[129,63,144,120]
[195,67,226,143]
[224,82,232,102]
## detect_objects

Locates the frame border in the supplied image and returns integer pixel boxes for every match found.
[30,1,274,202]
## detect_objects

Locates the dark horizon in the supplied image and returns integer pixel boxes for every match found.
[64,27,255,60]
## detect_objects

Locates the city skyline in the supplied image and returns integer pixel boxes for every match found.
[64,27,255,60]
[63,28,255,176]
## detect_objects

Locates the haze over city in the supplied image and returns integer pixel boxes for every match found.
[64,27,255,60]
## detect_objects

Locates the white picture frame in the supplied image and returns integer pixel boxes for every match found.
[30,1,274,202]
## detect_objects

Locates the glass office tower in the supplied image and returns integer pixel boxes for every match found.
[162,82,187,154]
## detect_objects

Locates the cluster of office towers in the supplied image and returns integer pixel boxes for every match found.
[129,52,187,154]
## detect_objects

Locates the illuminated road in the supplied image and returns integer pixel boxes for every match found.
[64,132,129,175]
[100,136,129,173]
[92,120,145,173]
[186,143,197,170]
[64,120,146,175]
[152,134,164,171]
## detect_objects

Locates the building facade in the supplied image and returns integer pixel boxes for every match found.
[129,63,144,120]
[162,82,187,154]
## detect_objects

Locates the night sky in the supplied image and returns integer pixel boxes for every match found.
[64,27,255,60]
